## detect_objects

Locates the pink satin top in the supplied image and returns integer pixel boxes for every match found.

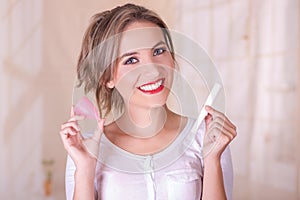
[65,118,233,200]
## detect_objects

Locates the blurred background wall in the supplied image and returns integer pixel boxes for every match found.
[0,0,299,199]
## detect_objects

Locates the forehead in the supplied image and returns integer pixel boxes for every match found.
[119,21,165,55]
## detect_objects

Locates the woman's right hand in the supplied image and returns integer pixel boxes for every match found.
[60,106,105,168]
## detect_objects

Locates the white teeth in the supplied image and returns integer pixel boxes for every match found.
[140,80,163,91]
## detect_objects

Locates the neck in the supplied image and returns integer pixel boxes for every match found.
[115,104,168,138]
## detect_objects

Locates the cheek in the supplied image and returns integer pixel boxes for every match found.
[157,53,174,67]
[114,69,139,99]
[116,67,140,83]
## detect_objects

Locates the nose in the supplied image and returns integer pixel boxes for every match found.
[142,64,160,79]
[141,52,161,78]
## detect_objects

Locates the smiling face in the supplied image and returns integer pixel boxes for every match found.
[107,21,175,109]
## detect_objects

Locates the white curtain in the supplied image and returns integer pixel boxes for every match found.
[0,0,45,199]
[174,0,300,199]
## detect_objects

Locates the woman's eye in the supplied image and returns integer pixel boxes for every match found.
[124,57,138,65]
[153,47,166,56]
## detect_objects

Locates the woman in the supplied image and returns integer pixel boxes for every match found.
[60,3,237,200]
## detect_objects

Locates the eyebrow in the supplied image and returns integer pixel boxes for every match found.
[120,51,138,60]
[119,41,167,59]
[152,41,166,49]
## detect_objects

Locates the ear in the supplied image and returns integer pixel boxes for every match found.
[106,80,115,89]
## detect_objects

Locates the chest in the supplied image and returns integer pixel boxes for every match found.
[106,129,180,155]
[95,152,203,200]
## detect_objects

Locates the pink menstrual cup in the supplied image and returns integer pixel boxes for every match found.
[74,96,100,121]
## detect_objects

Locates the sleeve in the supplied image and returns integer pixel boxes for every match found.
[65,155,76,200]
[197,121,234,200]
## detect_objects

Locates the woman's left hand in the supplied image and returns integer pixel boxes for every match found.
[203,105,237,160]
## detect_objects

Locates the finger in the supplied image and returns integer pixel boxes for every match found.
[204,114,213,129]
[60,126,79,136]
[61,121,80,132]
[205,105,224,119]
[205,106,236,129]
[93,118,105,141]
[208,116,236,135]
[76,129,84,140]
[222,116,236,130]
[207,122,235,142]
[70,105,74,117]
[59,132,70,148]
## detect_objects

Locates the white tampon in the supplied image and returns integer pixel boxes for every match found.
[192,83,222,132]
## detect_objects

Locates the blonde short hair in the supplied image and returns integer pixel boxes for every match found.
[76,3,175,118]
